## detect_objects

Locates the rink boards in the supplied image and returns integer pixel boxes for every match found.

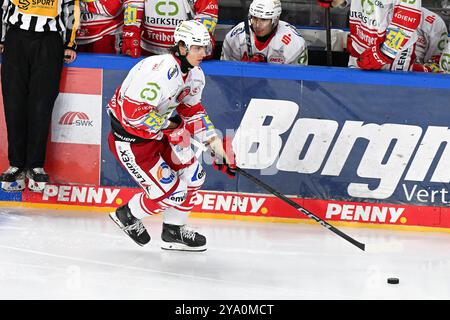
[1,54,450,231]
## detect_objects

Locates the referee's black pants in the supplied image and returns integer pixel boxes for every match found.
[1,26,64,170]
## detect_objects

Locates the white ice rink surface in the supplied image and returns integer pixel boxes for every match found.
[0,205,450,300]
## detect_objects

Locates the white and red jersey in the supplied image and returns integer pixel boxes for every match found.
[390,7,447,71]
[77,0,124,45]
[123,0,218,55]
[220,20,308,65]
[108,54,215,142]
[348,0,422,69]
[414,8,448,65]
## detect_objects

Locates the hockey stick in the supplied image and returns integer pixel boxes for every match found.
[235,167,366,251]
[240,0,254,59]
[325,6,333,66]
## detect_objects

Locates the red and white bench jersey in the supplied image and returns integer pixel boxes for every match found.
[414,8,448,65]
[123,0,218,54]
[108,54,213,141]
[77,0,124,45]
[220,20,308,65]
[348,0,422,60]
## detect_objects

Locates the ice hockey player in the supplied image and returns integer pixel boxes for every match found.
[408,7,448,72]
[121,0,218,58]
[108,20,236,251]
[322,0,423,71]
[77,0,125,54]
[319,1,446,72]
[221,0,308,64]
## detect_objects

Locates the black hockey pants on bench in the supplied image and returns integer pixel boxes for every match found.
[1,27,64,169]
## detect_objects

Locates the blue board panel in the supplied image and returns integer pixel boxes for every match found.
[85,55,450,207]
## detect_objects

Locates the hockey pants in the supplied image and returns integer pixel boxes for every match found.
[108,133,206,225]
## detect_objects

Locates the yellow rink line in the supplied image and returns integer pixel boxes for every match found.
[1,200,450,234]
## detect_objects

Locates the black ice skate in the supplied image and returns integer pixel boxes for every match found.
[0,166,25,192]
[26,168,49,192]
[161,223,207,252]
[109,204,151,246]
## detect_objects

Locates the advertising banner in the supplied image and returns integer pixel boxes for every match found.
[1,56,450,230]
[0,67,103,185]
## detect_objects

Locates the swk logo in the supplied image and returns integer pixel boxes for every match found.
[18,0,30,10]
[155,1,179,16]
[59,112,93,127]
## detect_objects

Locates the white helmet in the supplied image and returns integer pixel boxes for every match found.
[174,20,211,50]
[249,0,282,26]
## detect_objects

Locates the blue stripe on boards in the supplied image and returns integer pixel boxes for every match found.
[66,54,450,89]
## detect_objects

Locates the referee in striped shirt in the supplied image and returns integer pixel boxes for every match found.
[0,0,80,192]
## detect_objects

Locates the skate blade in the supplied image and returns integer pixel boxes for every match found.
[1,180,25,192]
[109,212,148,247]
[161,241,207,252]
[27,179,47,192]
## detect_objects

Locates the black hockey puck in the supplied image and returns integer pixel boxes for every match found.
[387,278,399,284]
